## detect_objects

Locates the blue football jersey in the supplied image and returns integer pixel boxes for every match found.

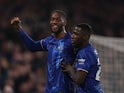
[75,43,104,93]
[19,29,75,93]
[40,33,75,93]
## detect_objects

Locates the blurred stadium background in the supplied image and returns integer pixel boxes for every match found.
[0,0,123,93]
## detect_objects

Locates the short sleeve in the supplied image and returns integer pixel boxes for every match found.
[76,51,96,73]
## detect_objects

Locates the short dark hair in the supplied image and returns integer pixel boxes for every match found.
[76,23,92,34]
[51,10,67,20]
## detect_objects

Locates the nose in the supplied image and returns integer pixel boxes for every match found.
[71,34,75,39]
[52,20,56,24]
[51,19,57,25]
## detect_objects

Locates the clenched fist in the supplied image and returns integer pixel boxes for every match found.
[11,17,22,31]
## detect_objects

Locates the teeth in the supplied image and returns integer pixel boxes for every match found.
[53,25,57,28]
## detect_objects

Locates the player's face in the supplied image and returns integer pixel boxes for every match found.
[71,27,85,47]
[50,12,66,34]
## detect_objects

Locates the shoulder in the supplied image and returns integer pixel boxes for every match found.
[42,34,54,42]
[64,32,71,40]
[85,44,97,54]
[44,34,54,40]
[64,32,72,46]
[78,44,98,58]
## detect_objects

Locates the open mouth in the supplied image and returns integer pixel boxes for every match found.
[52,25,58,31]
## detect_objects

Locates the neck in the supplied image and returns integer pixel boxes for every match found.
[54,26,67,39]
[79,41,89,50]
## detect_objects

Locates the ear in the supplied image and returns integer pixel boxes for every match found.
[61,17,67,26]
[83,33,89,41]
[85,34,90,40]
[64,19,67,26]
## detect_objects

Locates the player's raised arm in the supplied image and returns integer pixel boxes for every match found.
[10,17,43,52]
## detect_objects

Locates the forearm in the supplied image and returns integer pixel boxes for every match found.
[20,29,42,52]
[61,62,86,84]
[69,70,86,85]
[69,69,77,82]
[69,70,81,84]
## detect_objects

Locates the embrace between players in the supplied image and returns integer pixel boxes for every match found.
[11,10,104,93]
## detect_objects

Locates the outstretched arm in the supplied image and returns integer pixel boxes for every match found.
[11,17,43,52]
[61,62,87,85]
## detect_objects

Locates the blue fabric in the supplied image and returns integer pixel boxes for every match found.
[75,44,104,93]
[20,29,75,93]
[20,29,43,51]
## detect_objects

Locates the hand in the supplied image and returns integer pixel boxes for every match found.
[61,62,75,74]
[11,17,22,31]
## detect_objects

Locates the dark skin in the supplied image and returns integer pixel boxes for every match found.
[61,26,90,85]
[50,12,67,39]
[11,12,67,39]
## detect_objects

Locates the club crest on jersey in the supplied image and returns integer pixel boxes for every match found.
[78,59,85,64]
[57,46,64,51]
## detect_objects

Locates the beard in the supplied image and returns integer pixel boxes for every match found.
[51,25,63,35]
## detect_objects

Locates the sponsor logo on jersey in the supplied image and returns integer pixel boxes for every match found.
[78,59,85,64]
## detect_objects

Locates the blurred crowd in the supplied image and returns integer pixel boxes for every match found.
[0,0,124,93]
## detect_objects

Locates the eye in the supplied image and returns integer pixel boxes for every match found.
[56,18,61,21]
[50,18,54,21]
[74,32,79,36]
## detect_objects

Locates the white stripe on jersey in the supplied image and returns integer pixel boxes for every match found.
[40,40,45,50]
[77,68,88,73]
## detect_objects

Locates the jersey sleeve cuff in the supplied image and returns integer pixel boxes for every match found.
[77,68,88,73]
